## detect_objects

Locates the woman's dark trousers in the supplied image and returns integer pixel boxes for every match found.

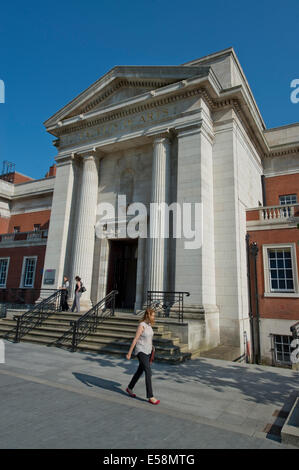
[60,291,69,311]
[128,352,153,398]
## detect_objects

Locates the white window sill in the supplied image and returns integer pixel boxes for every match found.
[264,292,299,298]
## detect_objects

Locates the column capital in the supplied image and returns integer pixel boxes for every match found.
[55,152,76,167]
[147,128,174,144]
[76,147,98,160]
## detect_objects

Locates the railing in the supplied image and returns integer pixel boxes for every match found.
[0,288,58,310]
[290,321,299,339]
[0,230,48,243]
[259,203,299,222]
[13,290,63,343]
[70,290,118,352]
[147,291,190,323]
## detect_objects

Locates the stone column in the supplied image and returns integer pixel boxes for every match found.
[134,236,146,312]
[41,155,74,292]
[148,135,170,293]
[70,152,99,309]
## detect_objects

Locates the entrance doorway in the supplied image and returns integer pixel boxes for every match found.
[106,239,138,309]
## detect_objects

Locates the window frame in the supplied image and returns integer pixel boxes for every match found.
[279,194,298,205]
[273,334,293,366]
[19,256,38,289]
[262,243,299,298]
[0,257,10,288]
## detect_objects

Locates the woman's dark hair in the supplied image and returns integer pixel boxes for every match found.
[75,276,81,281]
[139,308,155,326]
[64,275,69,280]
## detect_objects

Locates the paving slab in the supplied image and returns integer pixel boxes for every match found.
[0,340,298,449]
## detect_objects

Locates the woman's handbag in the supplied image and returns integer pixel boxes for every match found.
[150,347,155,364]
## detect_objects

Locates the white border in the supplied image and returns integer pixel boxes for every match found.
[262,243,299,298]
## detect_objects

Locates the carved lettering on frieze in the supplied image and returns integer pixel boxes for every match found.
[60,104,176,148]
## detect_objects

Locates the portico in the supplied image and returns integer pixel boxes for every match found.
[41,48,271,354]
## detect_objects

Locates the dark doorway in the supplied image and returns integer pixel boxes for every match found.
[106,239,138,309]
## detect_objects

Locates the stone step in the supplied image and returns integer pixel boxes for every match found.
[18,332,182,356]
[0,319,174,342]
[0,313,191,364]
[13,325,181,346]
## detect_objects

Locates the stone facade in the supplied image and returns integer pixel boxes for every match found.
[27,47,298,356]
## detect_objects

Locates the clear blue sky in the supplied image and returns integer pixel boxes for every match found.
[0,0,298,179]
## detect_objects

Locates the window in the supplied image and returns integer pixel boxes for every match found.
[274,335,292,365]
[0,258,9,287]
[279,195,297,216]
[13,226,20,233]
[21,257,37,288]
[279,194,297,205]
[33,224,41,232]
[268,249,294,292]
[262,244,299,297]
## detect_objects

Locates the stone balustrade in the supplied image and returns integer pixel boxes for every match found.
[259,204,299,221]
[0,230,48,244]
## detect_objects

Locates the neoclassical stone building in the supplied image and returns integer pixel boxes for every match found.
[39,47,299,355]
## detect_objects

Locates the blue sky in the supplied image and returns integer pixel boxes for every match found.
[0,0,298,179]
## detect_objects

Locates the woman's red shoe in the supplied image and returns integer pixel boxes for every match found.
[148,398,160,405]
[126,387,136,398]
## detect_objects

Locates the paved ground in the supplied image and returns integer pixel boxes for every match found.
[0,340,298,449]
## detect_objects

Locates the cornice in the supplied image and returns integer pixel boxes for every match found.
[54,86,206,138]
[54,84,269,158]
[48,72,297,160]
[44,65,209,128]
[267,145,299,158]
[76,79,173,117]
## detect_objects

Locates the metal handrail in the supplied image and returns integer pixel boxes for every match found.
[70,290,118,351]
[13,289,63,342]
[0,288,58,309]
[147,290,190,323]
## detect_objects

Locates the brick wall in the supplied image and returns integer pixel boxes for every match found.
[248,227,299,321]
[7,210,51,233]
[0,245,46,289]
[265,173,299,206]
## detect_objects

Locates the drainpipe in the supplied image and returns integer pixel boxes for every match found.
[250,242,261,364]
[261,175,267,207]
[246,233,255,363]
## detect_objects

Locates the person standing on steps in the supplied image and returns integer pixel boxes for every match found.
[71,276,83,313]
[126,308,160,405]
[59,275,70,311]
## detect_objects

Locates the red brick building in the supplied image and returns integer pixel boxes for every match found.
[246,134,299,367]
[0,166,56,304]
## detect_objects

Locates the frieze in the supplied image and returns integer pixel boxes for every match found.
[59,96,199,149]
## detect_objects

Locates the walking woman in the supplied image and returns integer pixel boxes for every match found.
[126,308,160,405]
[71,276,83,313]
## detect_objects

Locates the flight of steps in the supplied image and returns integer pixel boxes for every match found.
[0,312,192,364]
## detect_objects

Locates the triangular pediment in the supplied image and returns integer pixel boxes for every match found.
[44,66,210,130]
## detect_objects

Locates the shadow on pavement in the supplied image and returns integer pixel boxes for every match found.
[72,372,147,403]
[80,352,299,408]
